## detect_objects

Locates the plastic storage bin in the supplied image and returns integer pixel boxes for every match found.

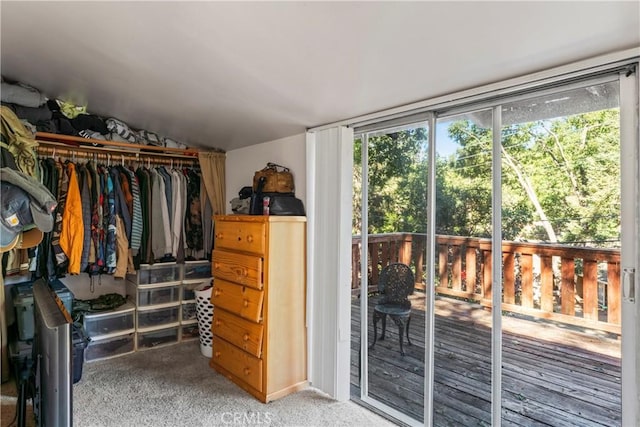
[8,338,33,381]
[137,325,180,350]
[136,304,180,329]
[85,332,136,362]
[181,278,212,301]
[72,326,89,383]
[126,282,181,307]
[183,260,211,281]
[11,281,75,341]
[181,301,197,322]
[126,262,182,285]
[82,302,136,338]
[180,323,199,341]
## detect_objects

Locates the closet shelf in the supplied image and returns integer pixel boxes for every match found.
[35,132,202,157]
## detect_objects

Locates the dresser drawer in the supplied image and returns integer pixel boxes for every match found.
[213,336,263,392]
[211,279,264,323]
[213,309,264,358]
[215,220,265,255]
[212,250,263,290]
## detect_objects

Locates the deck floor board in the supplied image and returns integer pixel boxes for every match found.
[351,296,621,426]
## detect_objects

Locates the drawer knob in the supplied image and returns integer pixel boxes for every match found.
[244,368,251,376]
[215,351,221,358]
[214,289,221,297]
[243,333,250,341]
[214,320,221,327]
[216,233,223,239]
[246,235,254,243]
[243,299,249,307]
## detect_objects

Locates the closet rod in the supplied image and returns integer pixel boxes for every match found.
[36,140,199,161]
[36,145,195,167]
[34,131,208,157]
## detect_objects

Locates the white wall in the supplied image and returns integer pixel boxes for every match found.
[225,133,306,214]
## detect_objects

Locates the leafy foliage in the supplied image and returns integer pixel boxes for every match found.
[353,108,620,248]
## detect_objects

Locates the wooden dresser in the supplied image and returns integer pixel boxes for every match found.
[210,215,307,402]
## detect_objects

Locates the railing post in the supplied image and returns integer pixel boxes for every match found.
[608,261,621,324]
[540,255,554,313]
[583,259,599,320]
[371,241,380,292]
[483,248,493,303]
[414,235,425,289]
[503,252,515,304]
[520,253,533,308]
[400,233,412,265]
[352,236,361,295]
[465,246,477,293]
[452,244,462,292]
[561,258,576,316]
[438,243,449,288]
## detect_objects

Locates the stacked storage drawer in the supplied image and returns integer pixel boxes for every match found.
[181,260,213,341]
[83,302,136,362]
[126,262,182,351]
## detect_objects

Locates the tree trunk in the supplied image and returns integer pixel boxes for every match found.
[501,146,558,242]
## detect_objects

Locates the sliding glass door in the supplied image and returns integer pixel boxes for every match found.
[352,121,429,425]
[351,65,638,426]
[497,79,624,425]
[432,109,494,426]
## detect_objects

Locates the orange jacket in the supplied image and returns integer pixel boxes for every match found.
[59,163,84,274]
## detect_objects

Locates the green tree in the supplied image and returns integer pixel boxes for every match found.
[353,128,428,235]
[353,108,620,248]
[438,109,620,245]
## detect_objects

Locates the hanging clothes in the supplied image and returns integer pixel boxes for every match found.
[110,167,131,244]
[32,143,205,278]
[158,166,173,224]
[185,168,203,256]
[59,162,84,275]
[149,168,167,261]
[104,167,117,274]
[77,163,92,272]
[113,214,129,279]
[125,167,142,254]
[201,175,213,260]
[86,161,103,275]
[170,168,183,259]
[36,157,59,278]
[135,166,152,266]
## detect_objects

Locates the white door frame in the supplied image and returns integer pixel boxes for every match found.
[619,65,639,427]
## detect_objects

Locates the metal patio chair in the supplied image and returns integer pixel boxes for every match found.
[369,263,415,356]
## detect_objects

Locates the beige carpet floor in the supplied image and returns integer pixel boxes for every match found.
[70,340,393,427]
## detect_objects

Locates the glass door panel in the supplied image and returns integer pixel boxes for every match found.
[499,80,622,425]
[351,122,429,424]
[432,110,493,426]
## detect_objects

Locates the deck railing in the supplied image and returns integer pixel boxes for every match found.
[352,233,621,334]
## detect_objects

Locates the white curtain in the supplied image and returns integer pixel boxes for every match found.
[306,126,353,401]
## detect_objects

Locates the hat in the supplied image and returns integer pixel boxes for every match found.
[0,170,57,251]
[0,168,57,216]
[0,228,44,253]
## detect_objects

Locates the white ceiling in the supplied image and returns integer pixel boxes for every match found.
[1,2,638,152]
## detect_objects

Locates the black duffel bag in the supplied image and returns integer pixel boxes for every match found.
[250,177,305,216]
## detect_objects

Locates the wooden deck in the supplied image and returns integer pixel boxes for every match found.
[351,295,622,426]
